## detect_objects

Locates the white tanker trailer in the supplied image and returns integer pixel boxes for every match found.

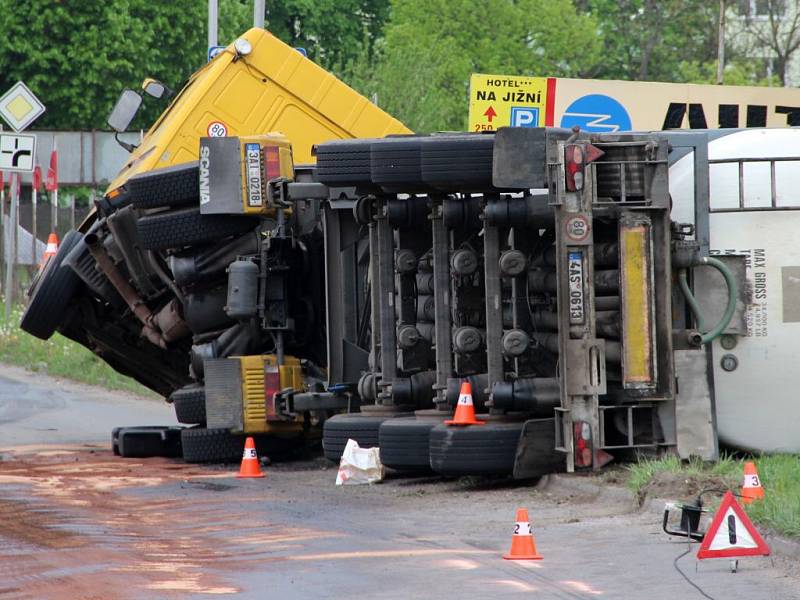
[669,128,800,453]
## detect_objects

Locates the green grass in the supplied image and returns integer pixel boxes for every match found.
[0,300,157,398]
[628,453,800,538]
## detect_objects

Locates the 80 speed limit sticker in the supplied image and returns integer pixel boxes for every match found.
[207,120,228,137]
[565,215,590,242]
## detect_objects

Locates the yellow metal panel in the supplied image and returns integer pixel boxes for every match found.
[237,354,305,434]
[106,28,410,195]
[620,223,656,388]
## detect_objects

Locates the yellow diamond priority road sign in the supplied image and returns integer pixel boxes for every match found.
[0,81,46,132]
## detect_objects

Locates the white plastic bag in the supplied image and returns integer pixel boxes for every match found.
[335,439,384,485]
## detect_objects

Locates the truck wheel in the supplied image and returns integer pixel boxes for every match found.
[322,413,386,463]
[370,137,428,192]
[117,426,183,458]
[429,421,524,476]
[315,139,373,187]
[136,207,258,251]
[20,230,83,340]
[421,134,496,192]
[127,162,200,209]
[180,427,245,463]
[112,427,122,456]
[170,384,206,425]
[378,417,438,472]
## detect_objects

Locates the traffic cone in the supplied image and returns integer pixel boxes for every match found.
[503,508,543,560]
[444,381,485,426]
[39,232,59,267]
[741,461,765,504]
[236,437,265,478]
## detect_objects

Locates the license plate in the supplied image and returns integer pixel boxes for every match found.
[245,143,263,207]
[568,251,584,324]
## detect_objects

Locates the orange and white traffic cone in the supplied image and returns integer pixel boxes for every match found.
[237,437,265,478]
[503,508,543,560]
[741,461,765,504]
[39,232,59,268]
[444,381,485,426]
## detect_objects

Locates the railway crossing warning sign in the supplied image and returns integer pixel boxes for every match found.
[468,74,553,132]
[696,491,770,560]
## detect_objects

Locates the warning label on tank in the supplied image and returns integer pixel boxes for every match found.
[712,248,767,337]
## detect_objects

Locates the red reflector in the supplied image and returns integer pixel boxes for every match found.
[573,421,593,468]
[264,366,281,420]
[584,143,605,164]
[264,146,281,181]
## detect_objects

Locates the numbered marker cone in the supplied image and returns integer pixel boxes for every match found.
[237,437,265,478]
[503,508,543,560]
[444,381,485,426]
[39,232,59,268]
[740,461,765,504]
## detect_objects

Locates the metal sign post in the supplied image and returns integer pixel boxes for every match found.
[0,81,45,321]
[4,173,17,320]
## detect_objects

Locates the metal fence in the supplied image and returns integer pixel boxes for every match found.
[0,192,91,302]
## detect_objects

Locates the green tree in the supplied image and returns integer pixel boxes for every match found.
[576,0,720,82]
[0,0,390,130]
[354,0,602,132]
[0,0,209,129]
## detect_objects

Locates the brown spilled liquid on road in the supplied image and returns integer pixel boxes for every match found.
[0,445,303,598]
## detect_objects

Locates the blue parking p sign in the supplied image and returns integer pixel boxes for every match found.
[510,106,539,127]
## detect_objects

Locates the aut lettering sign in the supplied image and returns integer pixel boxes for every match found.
[468,74,553,132]
[467,73,800,132]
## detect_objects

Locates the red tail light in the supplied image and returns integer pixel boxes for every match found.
[573,421,593,468]
[565,144,584,191]
[264,145,282,181]
[264,365,282,421]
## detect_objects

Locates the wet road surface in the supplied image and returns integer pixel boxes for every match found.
[0,364,798,599]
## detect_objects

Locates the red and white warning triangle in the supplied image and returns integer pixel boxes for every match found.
[697,491,770,559]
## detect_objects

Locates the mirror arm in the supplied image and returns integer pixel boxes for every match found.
[114,131,139,153]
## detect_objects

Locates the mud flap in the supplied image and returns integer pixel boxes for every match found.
[512,418,565,479]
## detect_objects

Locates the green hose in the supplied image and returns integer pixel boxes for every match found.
[678,257,738,345]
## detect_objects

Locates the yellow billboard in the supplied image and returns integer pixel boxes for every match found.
[468,74,800,132]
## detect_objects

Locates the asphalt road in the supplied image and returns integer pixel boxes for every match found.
[0,364,176,446]
[0,363,798,600]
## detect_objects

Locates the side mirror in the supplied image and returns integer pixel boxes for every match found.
[142,78,172,100]
[107,89,142,132]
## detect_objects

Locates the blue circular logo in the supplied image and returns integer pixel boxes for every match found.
[560,94,632,133]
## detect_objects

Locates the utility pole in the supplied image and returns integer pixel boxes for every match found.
[208,0,218,48]
[254,0,265,28]
[717,0,726,84]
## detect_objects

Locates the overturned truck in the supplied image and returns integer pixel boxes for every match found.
[22,29,756,473]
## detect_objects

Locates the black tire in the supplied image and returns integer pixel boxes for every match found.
[170,385,206,425]
[379,417,438,472]
[127,162,200,209]
[136,207,258,251]
[315,139,374,187]
[112,427,122,456]
[322,413,385,462]
[20,230,83,340]
[421,134,496,191]
[429,421,523,476]
[370,137,428,191]
[117,426,183,458]
[180,427,245,463]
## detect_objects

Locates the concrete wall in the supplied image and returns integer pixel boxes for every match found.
[8,130,143,188]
